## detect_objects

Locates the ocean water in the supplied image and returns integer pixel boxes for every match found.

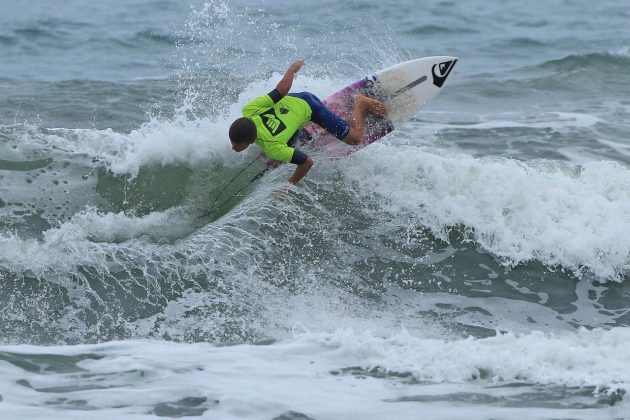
[1,0,630,418]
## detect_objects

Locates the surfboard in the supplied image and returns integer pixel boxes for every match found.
[295,56,458,156]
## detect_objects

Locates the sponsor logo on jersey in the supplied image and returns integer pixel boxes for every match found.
[260,109,286,135]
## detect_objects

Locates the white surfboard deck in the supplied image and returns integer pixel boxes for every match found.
[302,56,458,152]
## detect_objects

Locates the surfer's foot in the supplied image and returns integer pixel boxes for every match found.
[356,95,388,118]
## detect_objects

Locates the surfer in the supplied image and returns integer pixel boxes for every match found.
[229,60,387,184]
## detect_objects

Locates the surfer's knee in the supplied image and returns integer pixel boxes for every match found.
[356,94,387,117]
[343,130,361,145]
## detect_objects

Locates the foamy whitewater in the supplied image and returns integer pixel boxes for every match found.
[1,0,630,418]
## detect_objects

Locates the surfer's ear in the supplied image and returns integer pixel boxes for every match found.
[229,117,257,145]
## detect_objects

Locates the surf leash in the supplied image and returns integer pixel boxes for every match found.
[193,153,269,223]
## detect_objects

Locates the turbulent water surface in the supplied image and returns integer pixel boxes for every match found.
[1,0,630,418]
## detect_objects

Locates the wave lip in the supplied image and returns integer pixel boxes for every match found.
[537,51,630,71]
[511,51,630,87]
[404,24,479,35]
[345,145,630,280]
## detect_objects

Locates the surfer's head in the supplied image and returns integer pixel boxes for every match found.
[229,117,257,152]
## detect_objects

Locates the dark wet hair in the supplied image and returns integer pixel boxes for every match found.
[229,117,256,144]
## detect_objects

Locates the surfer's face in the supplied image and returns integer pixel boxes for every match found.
[231,142,249,152]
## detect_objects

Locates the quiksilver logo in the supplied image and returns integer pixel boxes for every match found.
[432,59,457,88]
[261,109,286,135]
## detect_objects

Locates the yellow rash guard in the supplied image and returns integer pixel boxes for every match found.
[242,89,311,163]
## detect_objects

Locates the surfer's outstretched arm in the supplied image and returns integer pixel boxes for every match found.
[276,60,304,97]
[288,155,313,184]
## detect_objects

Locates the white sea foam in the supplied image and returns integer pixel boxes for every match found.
[41,118,234,178]
[597,138,630,160]
[0,207,190,275]
[615,45,630,57]
[0,328,628,419]
[342,143,630,280]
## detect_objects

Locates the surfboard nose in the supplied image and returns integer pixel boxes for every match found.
[432,58,457,88]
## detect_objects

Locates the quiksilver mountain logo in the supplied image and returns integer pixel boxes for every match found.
[431,59,457,88]
[260,109,286,135]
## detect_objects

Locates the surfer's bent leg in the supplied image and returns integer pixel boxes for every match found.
[289,92,350,140]
[289,92,386,146]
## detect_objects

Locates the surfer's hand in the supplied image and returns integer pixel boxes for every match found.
[277,60,305,96]
[273,183,293,202]
[288,60,304,74]
[288,156,313,184]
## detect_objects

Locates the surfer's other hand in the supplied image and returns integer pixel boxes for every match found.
[289,60,305,74]
[273,183,293,202]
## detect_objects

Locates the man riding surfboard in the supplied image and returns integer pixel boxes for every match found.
[229,60,387,184]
